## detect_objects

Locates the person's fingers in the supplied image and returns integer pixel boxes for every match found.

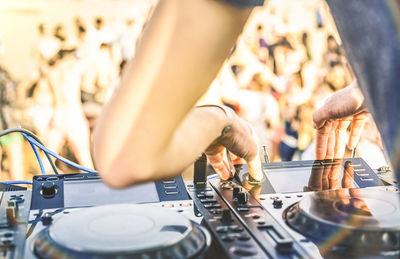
[315,121,333,160]
[322,163,330,190]
[342,161,354,188]
[308,165,324,191]
[312,107,329,130]
[246,153,263,181]
[348,114,368,149]
[206,149,232,180]
[326,121,337,159]
[334,120,351,159]
[328,161,342,189]
[242,126,263,181]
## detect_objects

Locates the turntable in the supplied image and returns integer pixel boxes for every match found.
[259,186,400,258]
[29,204,211,259]
[8,157,400,259]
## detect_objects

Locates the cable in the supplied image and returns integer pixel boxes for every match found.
[23,134,98,174]
[24,135,45,175]
[0,127,59,174]
[1,181,32,185]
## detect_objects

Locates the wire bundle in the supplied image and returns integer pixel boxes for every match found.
[0,127,98,185]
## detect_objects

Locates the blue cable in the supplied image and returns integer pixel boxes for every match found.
[24,135,45,175]
[1,181,32,185]
[22,134,98,174]
[207,174,219,180]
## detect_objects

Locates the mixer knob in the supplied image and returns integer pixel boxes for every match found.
[233,187,241,199]
[238,192,248,204]
[273,199,283,209]
[41,213,53,226]
[41,182,56,198]
[221,209,233,225]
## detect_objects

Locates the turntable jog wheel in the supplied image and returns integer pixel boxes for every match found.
[285,188,400,256]
[33,204,211,258]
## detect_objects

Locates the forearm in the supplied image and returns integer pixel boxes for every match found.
[93,0,252,187]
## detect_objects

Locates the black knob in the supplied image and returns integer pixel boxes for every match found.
[194,154,207,185]
[6,207,17,226]
[42,182,56,198]
[233,187,241,199]
[41,213,53,226]
[238,192,248,204]
[273,199,283,209]
[221,209,232,225]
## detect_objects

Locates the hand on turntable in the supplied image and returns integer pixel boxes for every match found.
[312,82,369,160]
[205,114,263,181]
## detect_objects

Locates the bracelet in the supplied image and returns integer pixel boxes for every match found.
[195,104,234,137]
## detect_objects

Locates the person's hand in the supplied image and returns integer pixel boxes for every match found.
[312,83,368,160]
[205,107,263,181]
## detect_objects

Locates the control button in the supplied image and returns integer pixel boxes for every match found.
[229,225,244,232]
[222,209,233,225]
[2,239,12,245]
[238,192,248,204]
[204,203,221,209]
[204,193,214,198]
[252,214,261,219]
[200,198,217,203]
[221,234,235,242]
[231,246,257,256]
[87,175,100,179]
[186,184,194,188]
[15,197,25,204]
[3,233,13,238]
[216,226,229,233]
[41,213,53,226]
[273,199,283,209]
[46,176,59,181]
[196,193,206,198]
[237,234,251,241]
[210,209,222,214]
[163,185,178,189]
[162,179,176,184]
[353,168,366,172]
[162,203,174,208]
[360,177,374,182]
[165,190,179,195]
[237,207,249,212]
[10,195,17,198]
[41,181,56,199]
[179,202,192,207]
[297,194,303,198]
[233,187,241,199]
[64,175,84,180]
[257,221,266,226]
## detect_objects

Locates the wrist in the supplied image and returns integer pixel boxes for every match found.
[196,104,234,138]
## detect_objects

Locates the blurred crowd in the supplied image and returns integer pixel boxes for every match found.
[199,1,385,165]
[0,11,153,180]
[0,0,386,181]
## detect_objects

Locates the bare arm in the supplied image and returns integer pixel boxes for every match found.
[93,0,261,188]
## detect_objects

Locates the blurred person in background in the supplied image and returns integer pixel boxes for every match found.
[46,49,93,171]
[0,37,25,180]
